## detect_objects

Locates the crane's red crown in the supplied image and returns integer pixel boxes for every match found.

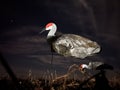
[46,22,54,28]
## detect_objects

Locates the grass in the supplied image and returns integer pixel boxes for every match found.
[0,64,120,90]
[0,75,120,90]
[0,69,120,90]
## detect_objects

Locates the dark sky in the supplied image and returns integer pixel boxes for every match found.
[0,0,120,77]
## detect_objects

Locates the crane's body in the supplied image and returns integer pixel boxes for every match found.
[51,34,100,58]
[40,22,101,59]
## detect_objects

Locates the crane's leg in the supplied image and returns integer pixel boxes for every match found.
[51,51,53,70]
[50,44,54,71]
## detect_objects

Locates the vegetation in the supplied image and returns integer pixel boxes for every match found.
[0,69,120,90]
[0,75,120,90]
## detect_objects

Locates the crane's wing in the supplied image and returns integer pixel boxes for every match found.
[52,34,100,58]
[88,62,104,69]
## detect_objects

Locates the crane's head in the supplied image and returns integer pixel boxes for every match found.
[40,22,57,34]
[79,64,88,72]
[45,22,55,30]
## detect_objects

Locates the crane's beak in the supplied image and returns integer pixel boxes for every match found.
[39,28,46,34]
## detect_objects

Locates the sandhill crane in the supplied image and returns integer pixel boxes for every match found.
[40,22,101,59]
[79,62,113,71]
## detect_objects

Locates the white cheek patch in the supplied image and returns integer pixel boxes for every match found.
[46,26,52,30]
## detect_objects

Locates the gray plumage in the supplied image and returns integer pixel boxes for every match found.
[52,34,100,59]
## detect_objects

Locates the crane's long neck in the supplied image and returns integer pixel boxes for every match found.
[47,24,57,39]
